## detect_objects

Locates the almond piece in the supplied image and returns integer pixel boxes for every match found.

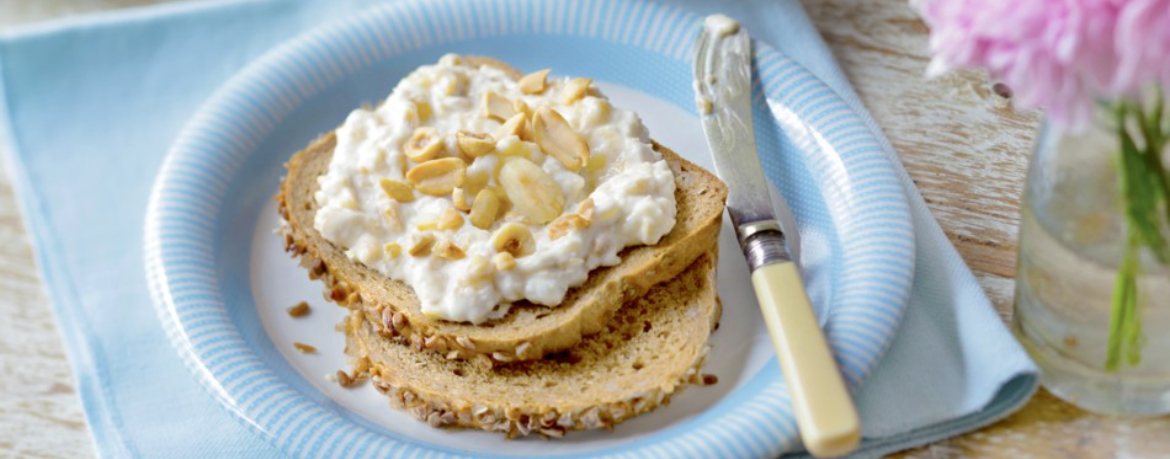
[438,208,464,230]
[457,131,496,157]
[404,127,444,162]
[380,179,415,203]
[452,187,471,212]
[408,233,436,257]
[406,158,467,196]
[493,113,527,140]
[469,188,501,230]
[533,107,589,171]
[518,69,551,94]
[492,252,516,271]
[384,242,403,258]
[498,158,564,224]
[491,223,536,258]
[577,198,595,223]
[432,238,465,260]
[561,77,592,105]
[548,214,590,241]
[415,101,433,122]
[479,91,516,121]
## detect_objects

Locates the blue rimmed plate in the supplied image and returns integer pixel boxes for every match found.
[145,0,915,457]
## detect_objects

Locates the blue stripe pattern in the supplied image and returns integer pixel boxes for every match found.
[144,0,915,457]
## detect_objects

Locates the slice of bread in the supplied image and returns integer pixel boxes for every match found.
[344,252,721,438]
[277,57,728,364]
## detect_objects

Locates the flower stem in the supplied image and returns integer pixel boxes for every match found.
[1106,90,1169,371]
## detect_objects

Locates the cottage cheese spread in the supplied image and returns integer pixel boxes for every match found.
[312,55,677,324]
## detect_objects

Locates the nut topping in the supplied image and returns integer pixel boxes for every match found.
[408,233,436,257]
[432,238,466,260]
[547,214,590,241]
[380,179,415,203]
[498,158,564,224]
[479,91,516,121]
[469,189,501,230]
[491,222,535,258]
[406,157,467,196]
[518,69,551,94]
[561,77,592,105]
[493,112,527,140]
[533,107,589,171]
[456,131,496,157]
[404,127,444,162]
[438,208,464,230]
[452,187,471,212]
[383,242,402,258]
[492,252,516,271]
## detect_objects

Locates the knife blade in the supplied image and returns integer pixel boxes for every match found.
[692,15,781,247]
[693,15,861,458]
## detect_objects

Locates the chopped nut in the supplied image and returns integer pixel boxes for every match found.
[585,154,607,175]
[379,179,415,202]
[404,127,444,162]
[386,242,404,259]
[456,335,477,350]
[415,101,433,122]
[384,206,403,231]
[438,208,464,230]
[534,107,589,170]
[491,222,536,258]
[406,157,467,196]
[452,187,471,212]
[465,255,493,283]
[548,214,590,240]
[469,188,501,230]
[498,158,564,224]
[518,69,551,94]
[577,198,595,222]
[456,131,496,157]
[408,233,436,256]
[561,77,592,104]
[479,91,516,121]
[493,252,516,271]
[432,238,466,260]
[492,112,527,140]
[293,342,317,354]
[287,301,311,318]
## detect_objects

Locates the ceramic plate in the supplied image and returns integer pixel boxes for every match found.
[145,0,915,457]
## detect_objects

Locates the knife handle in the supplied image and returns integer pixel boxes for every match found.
[751,261,860,458]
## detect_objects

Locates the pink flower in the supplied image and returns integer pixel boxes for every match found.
[918,0,1170,131]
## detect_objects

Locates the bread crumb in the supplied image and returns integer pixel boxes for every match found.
[287,301,311,318]
[293,342,317,354]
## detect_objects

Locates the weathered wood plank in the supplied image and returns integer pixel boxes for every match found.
[0,1,1161,458]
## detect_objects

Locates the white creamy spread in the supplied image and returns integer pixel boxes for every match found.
[312,55,677,324]
[704,14,740,37]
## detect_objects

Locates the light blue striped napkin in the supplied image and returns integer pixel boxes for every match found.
[0,0,1036,457]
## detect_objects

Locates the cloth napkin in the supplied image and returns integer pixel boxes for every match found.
[0,0,1037,457]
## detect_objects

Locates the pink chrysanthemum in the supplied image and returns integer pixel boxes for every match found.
[918,0,1170,130]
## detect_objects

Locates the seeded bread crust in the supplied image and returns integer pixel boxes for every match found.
[276,56,728,364]
[344,253,721,438]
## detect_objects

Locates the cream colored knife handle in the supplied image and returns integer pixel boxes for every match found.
[751,261,860,458]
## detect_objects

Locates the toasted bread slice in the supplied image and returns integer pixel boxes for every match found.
[277,57,728,363]
[279,138,725,363]
[344,253,721,438]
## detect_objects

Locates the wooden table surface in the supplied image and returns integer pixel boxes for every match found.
[1,0,1167,458]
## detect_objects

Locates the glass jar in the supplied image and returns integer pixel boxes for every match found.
[1013,101,1170,416]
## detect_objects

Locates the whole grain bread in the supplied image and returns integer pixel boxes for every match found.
[344,253,721,438]
[277,56,728,364]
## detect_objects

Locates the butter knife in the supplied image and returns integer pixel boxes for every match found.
[693,15,860,458]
